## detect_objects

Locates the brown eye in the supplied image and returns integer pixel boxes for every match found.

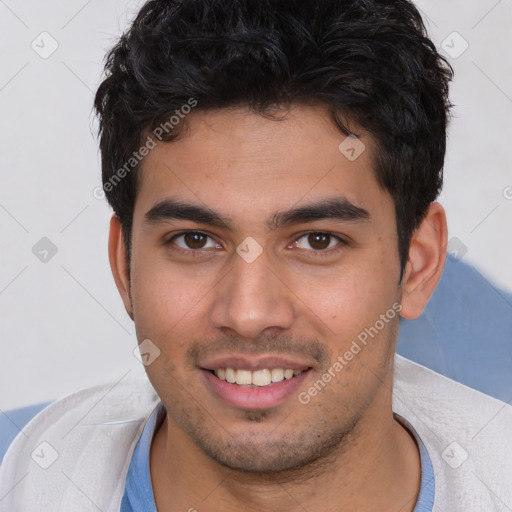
[307,233,331,250]
[169,231,220,251]
[183,232,208,249]
[294,232,340,251]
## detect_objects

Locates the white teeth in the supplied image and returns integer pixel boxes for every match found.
[235,369,252,385]
[214,367,305,386]
[271,368,284,382]
[252,369,272,386]
[225,368,236,384]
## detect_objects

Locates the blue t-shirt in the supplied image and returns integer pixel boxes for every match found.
[120,404,164,511]
[120,405,435,511]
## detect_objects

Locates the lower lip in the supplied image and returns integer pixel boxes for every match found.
[201,369,311,410]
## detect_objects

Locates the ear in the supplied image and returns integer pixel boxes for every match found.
[108,215,134,320]
[400,202,447,319]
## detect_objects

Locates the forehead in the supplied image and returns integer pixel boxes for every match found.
[133,105,392,226]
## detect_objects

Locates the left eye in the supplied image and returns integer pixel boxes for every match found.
[292,232,342,251]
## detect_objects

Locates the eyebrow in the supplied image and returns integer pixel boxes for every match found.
[144,197,370,231]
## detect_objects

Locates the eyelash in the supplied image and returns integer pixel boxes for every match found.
[165,230,348,258]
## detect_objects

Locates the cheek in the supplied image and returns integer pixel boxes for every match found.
[130,264,213,390]
[307,285,396,353]
[291,254,399,338]
[130,255,218,347]
[301,270,400,400]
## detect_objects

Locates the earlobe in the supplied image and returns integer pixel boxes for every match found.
[400,202,448,320]
[108,215,134,320]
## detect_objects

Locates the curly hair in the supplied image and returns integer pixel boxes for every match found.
[94,0,453,275]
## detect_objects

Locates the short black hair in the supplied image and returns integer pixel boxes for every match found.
[94,0,452,276]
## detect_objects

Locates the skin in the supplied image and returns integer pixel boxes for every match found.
[109,105,447,511]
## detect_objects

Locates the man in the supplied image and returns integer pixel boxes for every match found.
[1,0,510,511]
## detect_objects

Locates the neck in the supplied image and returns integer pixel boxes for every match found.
[150,386,421,512]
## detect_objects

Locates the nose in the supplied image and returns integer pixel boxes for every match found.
[209,250,295,340]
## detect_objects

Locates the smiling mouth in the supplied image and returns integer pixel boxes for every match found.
[207,367,312,387]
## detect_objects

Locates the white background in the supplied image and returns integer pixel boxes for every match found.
[1,0,511,410]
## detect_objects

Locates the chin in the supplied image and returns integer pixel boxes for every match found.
[194,428,349,476]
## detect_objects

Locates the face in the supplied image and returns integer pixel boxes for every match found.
[126,105,403,473]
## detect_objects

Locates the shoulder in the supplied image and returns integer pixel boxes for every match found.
[393,355,512,510]
[0,374,160,512]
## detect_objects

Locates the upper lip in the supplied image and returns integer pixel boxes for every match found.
[199,355,315,372]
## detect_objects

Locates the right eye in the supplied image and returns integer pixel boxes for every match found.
[166,231,223,253]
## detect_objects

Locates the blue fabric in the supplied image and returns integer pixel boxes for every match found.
[0,402,51,464]
[412,429,436,511]
[397,259,512,403]
[121,404,164,512]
